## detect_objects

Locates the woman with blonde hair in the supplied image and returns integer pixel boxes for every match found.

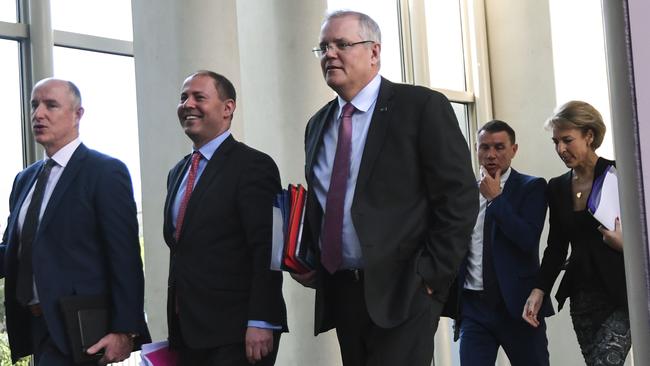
[522,101,631,365]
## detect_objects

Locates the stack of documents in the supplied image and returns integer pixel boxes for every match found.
[587,165,621,231]
[270,184,315,273]
[140,340,178,366]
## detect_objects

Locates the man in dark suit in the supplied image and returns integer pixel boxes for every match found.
[164,70,287,365]
[291,11,478,366]
[0,78,150,365]
[452,120,553,365]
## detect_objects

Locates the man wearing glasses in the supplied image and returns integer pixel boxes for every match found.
[291,10,478,366]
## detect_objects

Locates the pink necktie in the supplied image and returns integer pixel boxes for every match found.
[322,103,355,273]
[175,151,201,241]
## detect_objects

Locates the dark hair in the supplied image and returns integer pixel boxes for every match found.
[478,120,516,144]
[191,70,237,102]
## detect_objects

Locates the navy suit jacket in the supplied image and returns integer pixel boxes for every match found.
[304,78,478,334]
[449,169,554,329]
[0,144,150,362]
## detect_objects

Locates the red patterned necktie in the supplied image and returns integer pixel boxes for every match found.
[321,103,355,273]
[175,151,201,241]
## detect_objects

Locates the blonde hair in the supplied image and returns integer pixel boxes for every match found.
[545,100,606,149]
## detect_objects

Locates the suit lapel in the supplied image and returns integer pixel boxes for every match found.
[164,154,192,244]
[355,78,394,193]
[178,135,237,239]
[6,164,42,251]
[305,100,337,183]
[38,144,88,234]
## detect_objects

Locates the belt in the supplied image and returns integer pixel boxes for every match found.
[27,303,43,317]
[332,269,364,282]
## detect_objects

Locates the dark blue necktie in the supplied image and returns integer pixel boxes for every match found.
[16,159,56,305]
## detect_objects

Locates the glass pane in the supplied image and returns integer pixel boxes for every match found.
[0,40,24,235]
[327,0,403,82]
[451,102,469,145]
[53,47,141,218]
[425,0,466,91]
[50,0,133,41]
[0,0,17,23]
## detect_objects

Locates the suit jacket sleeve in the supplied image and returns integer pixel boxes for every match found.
[95,158,145,333]
[488,177,547,255]
[416,92,479,301]
[236,152,285,325]
[0,173,21,278]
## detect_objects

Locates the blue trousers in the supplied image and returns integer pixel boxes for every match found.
[459,290,549,366]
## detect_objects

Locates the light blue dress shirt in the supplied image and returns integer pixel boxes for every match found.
[313,74,382,269]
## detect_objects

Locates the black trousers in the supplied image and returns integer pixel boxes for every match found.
[329,270,439,366]
[178,330,281,366]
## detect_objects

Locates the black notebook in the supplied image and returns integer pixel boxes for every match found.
[59,294,109,364]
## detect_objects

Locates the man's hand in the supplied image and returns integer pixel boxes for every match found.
[522,288,545,328]
[245,327,273,364]
[290,270,318,288]
[598,217,623,252]
[479,166,502,201]
[86,332,133,365]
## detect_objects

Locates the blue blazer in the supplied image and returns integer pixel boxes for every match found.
[0,144,150,362]
[448,169,554,328]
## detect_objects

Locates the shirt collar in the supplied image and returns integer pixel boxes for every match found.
[336,73,382,118]
[47,137,82,168]
[194,130,231,160]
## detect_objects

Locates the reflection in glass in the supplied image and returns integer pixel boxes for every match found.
[451,102,469,145]
[53,47,141,213]
[50,0,133,41]
[326,0,403,82]
[0,0,17,23]
[425,0,466,91]
[0,40,24,235]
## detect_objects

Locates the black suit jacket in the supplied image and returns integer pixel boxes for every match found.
[164,135,287,349]
[304,78,478,333]
[0,144,150,363]
[537,157,627,310]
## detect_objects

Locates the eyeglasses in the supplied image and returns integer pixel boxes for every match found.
[311,40,375,58]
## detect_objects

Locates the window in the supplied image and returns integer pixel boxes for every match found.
[0,1,17,23]
[53,47,142,212]
[0,40,23,235]
[50,0,133,41]
[425,0,467,91]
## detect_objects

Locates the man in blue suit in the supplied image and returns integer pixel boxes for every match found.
[0,78,149,365]
[453,120,554,365]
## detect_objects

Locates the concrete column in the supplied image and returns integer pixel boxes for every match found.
[603,0,650,363]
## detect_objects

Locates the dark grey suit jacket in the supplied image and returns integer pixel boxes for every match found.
[304,78,478,333]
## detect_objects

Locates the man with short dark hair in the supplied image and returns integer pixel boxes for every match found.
[291,11,478,366]
[450,120,553,365]
[0,78,150,365]
[164,70,287,365]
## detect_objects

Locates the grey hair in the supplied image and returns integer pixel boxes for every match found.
[324,10,381,43]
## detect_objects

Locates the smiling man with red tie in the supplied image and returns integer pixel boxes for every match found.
[163,70,287,366]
